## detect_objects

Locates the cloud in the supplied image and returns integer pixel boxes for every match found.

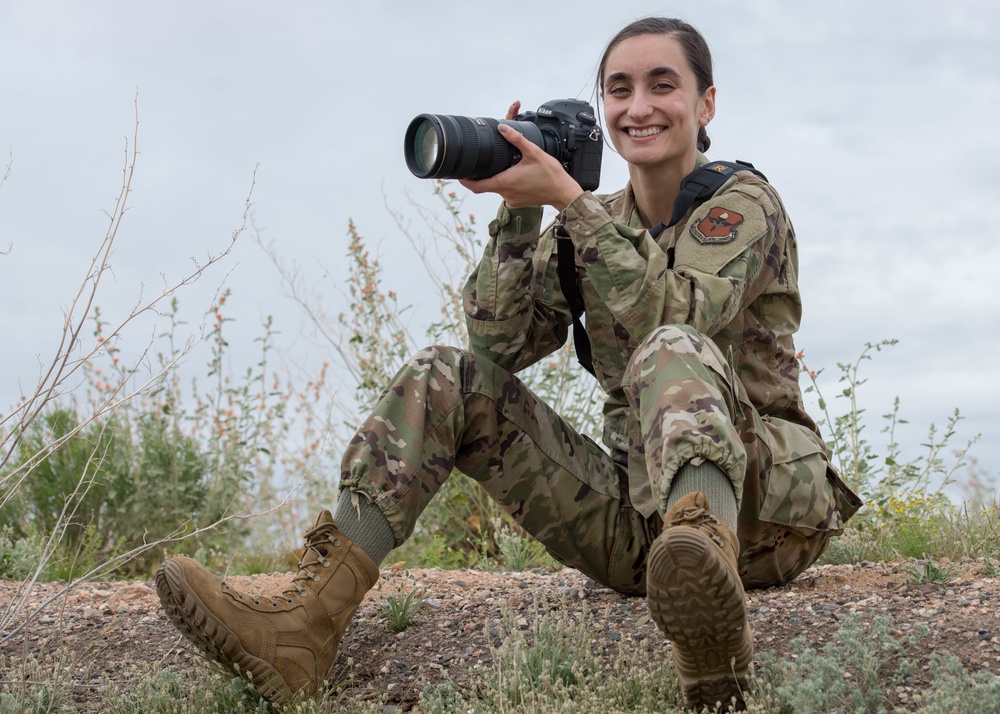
[1,0,997,483]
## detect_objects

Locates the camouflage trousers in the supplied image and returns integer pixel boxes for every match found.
[340,325,843,595]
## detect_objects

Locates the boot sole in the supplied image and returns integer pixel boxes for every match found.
[646,527,752,711]
[155,560,293,704]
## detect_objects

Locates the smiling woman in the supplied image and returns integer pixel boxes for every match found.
[153,15,861,713]
[599,32,715,225]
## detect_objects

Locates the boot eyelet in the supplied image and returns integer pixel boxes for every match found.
[253,599,260,605]
[272,602,278,608]
[311,572,321,581]
[322,559,332,568]
[237,594,244,600]
[286,598,294,604]
[332,538,342,547]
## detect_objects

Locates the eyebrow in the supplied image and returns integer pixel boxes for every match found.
[605,66,683,86]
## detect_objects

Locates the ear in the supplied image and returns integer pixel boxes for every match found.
[699,85,717,126]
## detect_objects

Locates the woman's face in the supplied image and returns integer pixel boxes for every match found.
[602,33,715,173]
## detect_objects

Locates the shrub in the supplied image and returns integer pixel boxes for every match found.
[418,604,682,714]
[0,404,242,577]
[751,614,924,713]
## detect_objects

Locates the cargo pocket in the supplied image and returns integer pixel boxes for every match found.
[758,419,860,536]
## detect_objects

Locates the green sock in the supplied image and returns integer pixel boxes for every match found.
[665,460,738,532]
[333,491,396,566]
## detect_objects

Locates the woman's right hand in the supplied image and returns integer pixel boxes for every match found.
[459,100,585,211]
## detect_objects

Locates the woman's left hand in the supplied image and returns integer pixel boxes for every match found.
[459,124,585,210]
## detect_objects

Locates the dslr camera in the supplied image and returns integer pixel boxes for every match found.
[404,99,603,192]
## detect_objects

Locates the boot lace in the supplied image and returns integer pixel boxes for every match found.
[668,505,725,550]
[222,520,343,607]
[284,520,342,599]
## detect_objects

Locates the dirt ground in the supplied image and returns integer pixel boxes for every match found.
[2,560,999,712]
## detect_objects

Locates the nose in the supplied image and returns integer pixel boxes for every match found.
[627,88,653,120]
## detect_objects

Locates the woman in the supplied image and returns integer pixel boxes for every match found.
[156,17,860,711]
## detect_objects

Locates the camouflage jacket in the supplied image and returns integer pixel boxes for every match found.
[463,158,825,517]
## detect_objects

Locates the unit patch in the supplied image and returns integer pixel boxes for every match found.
[691,207,744,244]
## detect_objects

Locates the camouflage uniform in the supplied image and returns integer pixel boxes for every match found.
[340,156,861,595]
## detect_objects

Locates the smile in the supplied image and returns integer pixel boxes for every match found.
[625,127,664,138]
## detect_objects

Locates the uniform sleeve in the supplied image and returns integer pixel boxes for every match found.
[562,177,789,342]
[463,202,572,373]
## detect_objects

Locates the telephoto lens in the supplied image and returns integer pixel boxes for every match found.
[404,114,549,181]
[404,99,603,190]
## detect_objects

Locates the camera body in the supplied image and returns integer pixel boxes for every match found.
[512,99,603,191]
[404,98,604,192]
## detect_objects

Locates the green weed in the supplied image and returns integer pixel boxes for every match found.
[902,558,961,587]
[977,558,1000,577]
[0,654,74,714]
[380,586,423,633]
[799,342,981,510]
[496,525,556,572]
[911,652,1000,713]
[102,664,269,714]
[818,494,1000,566]
[392,531,477,571]
[418,604,682,713]
[0,526,44,580]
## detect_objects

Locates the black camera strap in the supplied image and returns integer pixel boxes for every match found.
[555,160,764,378]
[555,223,596,377]
[666,160,765,228]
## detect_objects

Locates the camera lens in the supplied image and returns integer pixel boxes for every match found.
[410,120,441,175]
[404,113,548,181]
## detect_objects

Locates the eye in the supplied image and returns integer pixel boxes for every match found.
[608,85,630,97]
[653,81,676,92]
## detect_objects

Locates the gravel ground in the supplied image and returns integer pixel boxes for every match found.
[1,561,999,711]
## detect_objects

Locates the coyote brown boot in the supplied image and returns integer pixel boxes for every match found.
[155,509,379,704]
[646,491,753,711]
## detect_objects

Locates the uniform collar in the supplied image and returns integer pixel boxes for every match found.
[611,152,711,230]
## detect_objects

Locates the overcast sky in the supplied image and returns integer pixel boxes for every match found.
[2,0,998,495]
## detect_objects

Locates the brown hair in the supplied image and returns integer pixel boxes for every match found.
[597,17,714,152]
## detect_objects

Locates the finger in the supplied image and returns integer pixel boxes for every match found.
[505,100,521,121]
[497,123,528,147]
[497,124,548,161]
[458,176,499,195]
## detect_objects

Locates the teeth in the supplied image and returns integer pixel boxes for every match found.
[627,127,662,137]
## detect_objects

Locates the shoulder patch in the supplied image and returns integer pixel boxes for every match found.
[691,207,744,244]
[674,193,767,275]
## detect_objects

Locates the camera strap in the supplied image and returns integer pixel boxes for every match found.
[555,222,596,377]
[555,160,764,379]
[666,160,765,228]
